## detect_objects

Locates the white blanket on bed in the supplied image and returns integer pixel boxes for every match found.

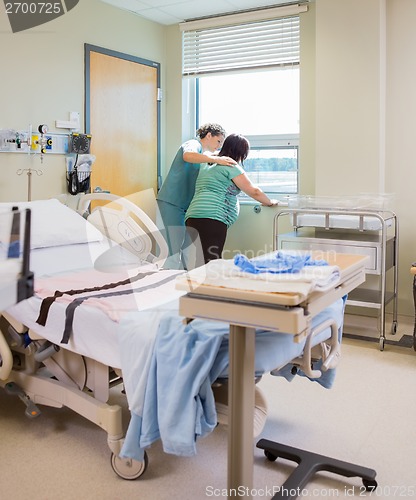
[35,266,185,322]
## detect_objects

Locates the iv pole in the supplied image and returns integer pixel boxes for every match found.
[15,124,46,202]
[16,167,43,202]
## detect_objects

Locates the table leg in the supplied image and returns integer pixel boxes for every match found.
[228,325,256,498]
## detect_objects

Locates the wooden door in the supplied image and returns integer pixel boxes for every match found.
[85,44,160,201]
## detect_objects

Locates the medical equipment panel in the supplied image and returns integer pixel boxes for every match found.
[274,196,399,351]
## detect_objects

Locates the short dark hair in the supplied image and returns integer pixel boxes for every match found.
[196,123,226,139]
[218,134,250,164]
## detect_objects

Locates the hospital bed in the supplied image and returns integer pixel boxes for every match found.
[0,193,376,494]
[0,194,182,478]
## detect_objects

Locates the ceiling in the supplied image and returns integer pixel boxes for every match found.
[99,0,302,26]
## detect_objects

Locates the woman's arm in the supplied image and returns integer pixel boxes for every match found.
[183,151,237,166]
[232,172,278,206]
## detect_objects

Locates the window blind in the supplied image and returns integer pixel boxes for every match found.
[182,14,301,77]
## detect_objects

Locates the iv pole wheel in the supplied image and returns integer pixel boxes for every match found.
[110,451,148,480]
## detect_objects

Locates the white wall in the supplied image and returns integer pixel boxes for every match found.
[313,0,416,315]
[386,0,416,317]
[315,0,385,194]
[0,0,166,201]
[164,24,183,179]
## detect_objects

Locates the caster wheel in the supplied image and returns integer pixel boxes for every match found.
[379,337,385,351]
[362,478,378,491]
[391,322,397,335]
[110,451,148,480]
[413,334,416,352]
[264,450,278,462]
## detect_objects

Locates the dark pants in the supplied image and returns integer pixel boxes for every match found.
[185,218,228,265]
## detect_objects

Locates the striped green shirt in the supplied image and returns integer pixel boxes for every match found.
[185,162,245,227]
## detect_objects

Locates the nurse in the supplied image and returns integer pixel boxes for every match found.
[157,123,236,269]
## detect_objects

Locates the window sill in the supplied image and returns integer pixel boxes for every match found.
[238,196,290,206]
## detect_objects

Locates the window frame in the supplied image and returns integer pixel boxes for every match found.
[181,8,303,201]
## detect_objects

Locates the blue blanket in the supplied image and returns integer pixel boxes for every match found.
[119,297,345,461]
[234,251,328,274]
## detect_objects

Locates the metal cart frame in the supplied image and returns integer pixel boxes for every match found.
[274,208,399,351]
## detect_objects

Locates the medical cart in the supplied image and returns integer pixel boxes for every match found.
[274,196,399,351]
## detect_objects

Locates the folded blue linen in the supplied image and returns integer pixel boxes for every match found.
[234,251,328,274]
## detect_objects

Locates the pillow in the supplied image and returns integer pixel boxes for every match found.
[0,198,103,249]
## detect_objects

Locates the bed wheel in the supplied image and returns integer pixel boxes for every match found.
[362,478,378,491]
[379,337,385,351]
[264,450,278,462]
[110,451,148,480]
[391,321,397,335]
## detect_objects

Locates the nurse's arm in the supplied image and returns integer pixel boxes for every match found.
[183,151,236,165]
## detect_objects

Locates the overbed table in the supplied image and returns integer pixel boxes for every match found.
[178,252,377,499]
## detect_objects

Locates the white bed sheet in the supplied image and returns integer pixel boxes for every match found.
[29,239,145,277]
[5,241,186,368]
[7,292,124,367]
[6,292,182,369]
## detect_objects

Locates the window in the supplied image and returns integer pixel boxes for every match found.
[196,69,299,196]
[243,143,298,197]
[197,69,299,136]
[181,6,306,198]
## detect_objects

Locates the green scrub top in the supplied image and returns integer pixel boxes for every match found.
[157,139,203,210]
